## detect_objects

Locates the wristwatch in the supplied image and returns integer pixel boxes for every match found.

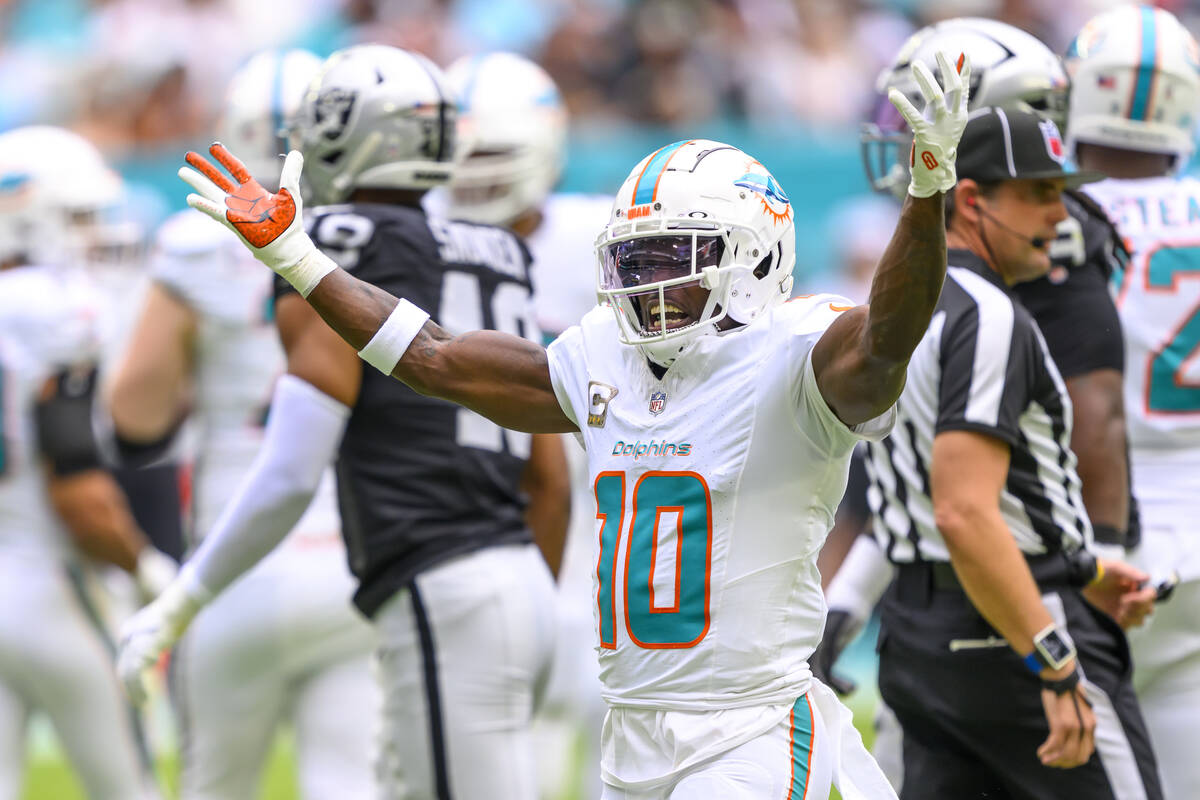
[1023,624,1076,674]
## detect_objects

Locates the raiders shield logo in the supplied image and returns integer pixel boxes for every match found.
[648,391,666,415]
[312,88,357,141]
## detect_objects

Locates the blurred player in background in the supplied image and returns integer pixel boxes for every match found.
[443,50,609,800]
[815,19,1142,788]
[109,50,377,800]
[1066,6,1200,796]
[163,47,972,800]
[120,44,567,800]
[0,125,167,800]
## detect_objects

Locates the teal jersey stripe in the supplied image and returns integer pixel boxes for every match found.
[632,140,688,206]
[789,693,815,799]
[1130,6,1157,121]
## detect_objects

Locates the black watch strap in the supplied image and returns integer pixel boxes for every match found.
[1040,666,1081,695]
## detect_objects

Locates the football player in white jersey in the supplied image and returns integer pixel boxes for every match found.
[444,51,610,800]
[161,49,970,799]
[0,127,165,800]
[108,50,378,800]
[1065,6,1200,796]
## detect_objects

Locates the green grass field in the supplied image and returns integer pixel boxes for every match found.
[20,703,877,800]
[22,738,299,800]
[20,625,882,799]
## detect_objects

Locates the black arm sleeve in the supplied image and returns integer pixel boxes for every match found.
[111,462,184,562]
[35,365,105,476]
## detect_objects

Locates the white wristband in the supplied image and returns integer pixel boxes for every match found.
[277,247,338,298]
[358,298,431,375]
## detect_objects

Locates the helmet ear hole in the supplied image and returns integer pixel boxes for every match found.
[753,246,776,280]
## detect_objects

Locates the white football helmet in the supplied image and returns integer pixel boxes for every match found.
[864,18,1069,198]
[218,49,324,188]
[1065,5,1200,169]
[595,139,795,367]
[444,52,567,226]
[288,44,459,205]
[0,126,130,268]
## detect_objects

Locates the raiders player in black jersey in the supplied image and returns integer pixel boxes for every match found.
[118,45,568,800]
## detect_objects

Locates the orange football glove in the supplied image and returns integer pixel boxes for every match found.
[179,144,335,296]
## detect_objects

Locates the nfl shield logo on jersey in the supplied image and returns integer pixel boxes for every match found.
[649,391,667,415]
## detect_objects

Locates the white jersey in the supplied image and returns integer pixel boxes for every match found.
[546,297,894,710]
[527,193,611,338]
[0,265,105,562]
[152,210,338,544]
[1085,175,1200,503]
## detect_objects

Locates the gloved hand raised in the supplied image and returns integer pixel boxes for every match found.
[890,51,970,198]
[179,143,335,297]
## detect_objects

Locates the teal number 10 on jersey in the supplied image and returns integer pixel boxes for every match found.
[595,471,713,649]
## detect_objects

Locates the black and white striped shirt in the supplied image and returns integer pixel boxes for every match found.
[866,249,1092,563]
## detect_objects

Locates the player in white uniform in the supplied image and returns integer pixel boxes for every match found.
[0,128,165,800]
[1066,7,1200,797]
[108,51,377,800]
[443,51,611,800]
[159,47,970,799]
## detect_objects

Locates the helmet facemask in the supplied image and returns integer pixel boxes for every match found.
[861,93,912,200]
[596,216,791,367]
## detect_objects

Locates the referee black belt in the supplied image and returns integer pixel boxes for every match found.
[895,551,1086,605]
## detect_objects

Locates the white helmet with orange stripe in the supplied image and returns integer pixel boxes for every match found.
[595,139,795,367]
[1064,4,1200,169]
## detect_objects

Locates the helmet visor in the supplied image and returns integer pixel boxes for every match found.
[600,234,724,292]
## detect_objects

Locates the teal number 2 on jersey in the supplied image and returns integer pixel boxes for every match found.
[594,471,713,649]
[1146,246,1200,412]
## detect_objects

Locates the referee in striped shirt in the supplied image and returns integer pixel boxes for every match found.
[867,106,1162,799]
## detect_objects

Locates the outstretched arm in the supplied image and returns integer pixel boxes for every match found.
[180,144,575,434]
[813,52,968,426]
[303,269,575,433]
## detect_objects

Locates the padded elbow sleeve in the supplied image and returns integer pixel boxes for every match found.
[36,366,104,476]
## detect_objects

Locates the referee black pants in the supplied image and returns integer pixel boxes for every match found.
[877,565,1163,800]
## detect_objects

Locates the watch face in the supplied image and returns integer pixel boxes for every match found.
[1037,630,1074,667]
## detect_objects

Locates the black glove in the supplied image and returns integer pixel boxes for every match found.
[809,609,861,696]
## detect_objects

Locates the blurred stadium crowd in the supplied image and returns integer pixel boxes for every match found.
[4,0,1191,280]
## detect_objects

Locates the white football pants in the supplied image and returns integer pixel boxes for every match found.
[599,695,834,800]
[372,543,556,800]
[0,554,158,800]
[172,544,377,800]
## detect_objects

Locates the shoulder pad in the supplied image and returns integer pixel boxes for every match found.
[777,293,857,335]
